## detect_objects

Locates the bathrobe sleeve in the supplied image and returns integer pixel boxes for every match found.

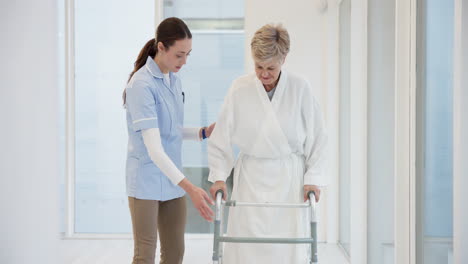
[302,83,328,186]
[207,84,236,183]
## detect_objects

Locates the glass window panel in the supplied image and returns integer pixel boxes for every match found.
[74,0,155,233]
[163,0,245,234]
[417,0,454,263]
[177,32,245,233]
[72,0,244,234]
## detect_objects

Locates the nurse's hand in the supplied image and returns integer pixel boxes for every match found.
[304,185,321,202]
[209,181,227,201]
[179,179,214,222]
[206,122,216,138]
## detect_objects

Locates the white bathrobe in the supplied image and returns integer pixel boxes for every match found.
[208,71,327,264]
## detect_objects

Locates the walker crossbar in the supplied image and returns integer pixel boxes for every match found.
[224,200,311,208]
[217,236,315,244]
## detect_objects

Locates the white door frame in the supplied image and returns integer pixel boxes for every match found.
[64,0,76,238]
[326,0,344,244]
[394,0,417,263]
[453,0,468,262]
[349,0,368,263]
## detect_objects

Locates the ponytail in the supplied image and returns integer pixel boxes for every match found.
[122,39,157,105]
[128,38,157,82]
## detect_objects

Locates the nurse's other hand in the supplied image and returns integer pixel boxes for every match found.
[187,186,214,222]
[209,181,227,200]
[303,185,321,202]
[206,122,216,138]
[180,179,214,221]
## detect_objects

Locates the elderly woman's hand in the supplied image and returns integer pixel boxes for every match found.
[206,122,216,138]
[303,185,321,202]
[210,181,227,201]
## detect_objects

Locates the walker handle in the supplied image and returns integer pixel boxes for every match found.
[215,189,224,200]
[307,191,316,201]
[214,189,224,221]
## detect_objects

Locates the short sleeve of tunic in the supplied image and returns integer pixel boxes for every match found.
[126,80,159,132]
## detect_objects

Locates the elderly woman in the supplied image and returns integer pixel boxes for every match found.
[207,24,328,264]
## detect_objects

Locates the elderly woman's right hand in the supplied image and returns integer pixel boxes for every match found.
[210,181,227,201]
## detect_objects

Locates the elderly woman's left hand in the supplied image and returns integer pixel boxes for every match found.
[205,122,216,138]
[303,185,321,202]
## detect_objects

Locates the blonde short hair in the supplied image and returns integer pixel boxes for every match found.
[251,24,290,62]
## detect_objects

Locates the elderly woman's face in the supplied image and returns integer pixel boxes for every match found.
[254,58,283,88]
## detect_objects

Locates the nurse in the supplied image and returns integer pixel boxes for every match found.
[208,24,328,264]
[123,17,214,264]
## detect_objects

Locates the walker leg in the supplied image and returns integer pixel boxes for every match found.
[213,191,224,263]
[308,191,318,264]
[212,219,221,263]
[311,221,318,263]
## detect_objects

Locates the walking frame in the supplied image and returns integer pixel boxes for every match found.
[212,190,318,264]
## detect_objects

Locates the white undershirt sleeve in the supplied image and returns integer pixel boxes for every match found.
[182,127,202,141]
[141,128,185,185]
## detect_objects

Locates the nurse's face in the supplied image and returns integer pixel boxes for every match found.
[157,38,192,73]
[254,58,284,89]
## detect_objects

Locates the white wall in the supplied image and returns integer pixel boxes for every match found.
[244,0,329,241]
[244,0,328,104]
[0,1,59,263]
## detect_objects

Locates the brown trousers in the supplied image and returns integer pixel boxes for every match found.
[128,196,187,264]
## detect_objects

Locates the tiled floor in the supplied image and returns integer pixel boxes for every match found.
[60,238,349,264]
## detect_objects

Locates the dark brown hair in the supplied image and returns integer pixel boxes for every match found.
[123,17,192,104]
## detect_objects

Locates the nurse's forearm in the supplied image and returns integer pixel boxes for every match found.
[178,178,196,192]
[182,127,202,141]
[142,128,185,185]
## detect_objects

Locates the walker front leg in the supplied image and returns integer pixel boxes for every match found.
[308,191,318,264]
[212,190,224,264]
